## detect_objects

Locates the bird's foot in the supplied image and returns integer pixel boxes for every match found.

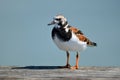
[70,65,79,70]
[60,64,71,68]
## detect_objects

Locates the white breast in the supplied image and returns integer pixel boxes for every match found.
[53,32,87,52]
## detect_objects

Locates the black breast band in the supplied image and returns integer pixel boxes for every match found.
[52,27,72,41]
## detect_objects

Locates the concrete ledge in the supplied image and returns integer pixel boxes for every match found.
[0,66,120,80]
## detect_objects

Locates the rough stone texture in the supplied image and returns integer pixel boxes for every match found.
[0,66,120,80]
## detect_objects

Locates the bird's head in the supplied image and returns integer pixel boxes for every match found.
[48,14,68,27]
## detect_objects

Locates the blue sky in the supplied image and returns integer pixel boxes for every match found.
[0,0,120,66]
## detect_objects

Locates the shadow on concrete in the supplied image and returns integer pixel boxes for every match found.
[12,66,65,70]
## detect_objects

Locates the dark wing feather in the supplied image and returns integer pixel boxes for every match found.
[69,26,97,46]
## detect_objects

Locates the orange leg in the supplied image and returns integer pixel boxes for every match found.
[61,51,71,68]
[65,51,71,68]
[71,52,79,70]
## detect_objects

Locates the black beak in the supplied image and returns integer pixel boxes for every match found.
[48,21,55,25]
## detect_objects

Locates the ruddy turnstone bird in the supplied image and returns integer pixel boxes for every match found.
[48,14,97,70]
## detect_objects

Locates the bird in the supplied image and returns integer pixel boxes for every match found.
[48,14,97,70]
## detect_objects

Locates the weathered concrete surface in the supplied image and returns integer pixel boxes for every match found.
[0,66,120,80]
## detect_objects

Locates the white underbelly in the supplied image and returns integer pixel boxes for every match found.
[53,32,87,52]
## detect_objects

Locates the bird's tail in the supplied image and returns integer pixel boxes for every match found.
[87,41,97,47]
[91,42,97,46]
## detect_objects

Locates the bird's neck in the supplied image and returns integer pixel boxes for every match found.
[55,21,69,29]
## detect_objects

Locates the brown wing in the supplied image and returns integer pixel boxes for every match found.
[69,27,83,35]
[69,27,97,46]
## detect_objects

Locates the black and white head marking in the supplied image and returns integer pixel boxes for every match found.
[48,14,68,28]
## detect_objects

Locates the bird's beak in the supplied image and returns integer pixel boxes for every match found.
[48,21,55,25]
